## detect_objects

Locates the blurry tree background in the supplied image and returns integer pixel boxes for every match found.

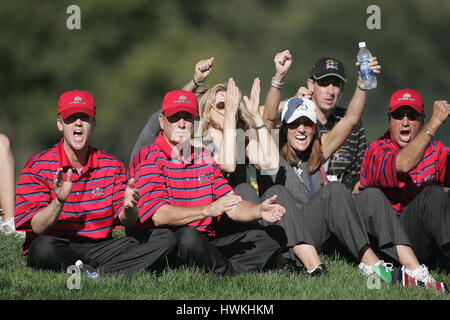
[1,0,449,171]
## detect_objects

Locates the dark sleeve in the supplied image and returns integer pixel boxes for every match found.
[130,111,161,164]
[352,123,367,187]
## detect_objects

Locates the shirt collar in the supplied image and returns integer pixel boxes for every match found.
[155,132,197,163]
[57,138,99,170]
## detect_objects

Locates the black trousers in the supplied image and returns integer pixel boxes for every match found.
[399,185,450,265]
[233,182,370,266]
[354,187,411,263]
[299,182,371,261]
[26,228,177,276]
[173,225,281,276]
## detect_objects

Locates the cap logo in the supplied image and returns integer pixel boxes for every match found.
[325,59,339,70]
[69,95,87,105]
[174,95,191,104]
[398,93,415,102]
[299,103,308,112]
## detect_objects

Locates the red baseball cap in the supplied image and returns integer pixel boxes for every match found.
[58,90,96,119]
[389,89,424,114]
[161,90,199,117]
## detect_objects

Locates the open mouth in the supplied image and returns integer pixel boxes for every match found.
[73,129,84,140]
[295,134,307,141]
[399,129,411,142]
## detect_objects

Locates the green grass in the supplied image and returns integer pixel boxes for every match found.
[0,231,449,300]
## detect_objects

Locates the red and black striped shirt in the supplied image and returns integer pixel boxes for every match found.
[360,132,450,214]
[127,132,233,237]
[15,139,127,253]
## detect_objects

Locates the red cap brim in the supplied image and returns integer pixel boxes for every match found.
[59,107,95,119]
[164,105,199,117]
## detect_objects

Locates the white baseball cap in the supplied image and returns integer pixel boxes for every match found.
[281,97,317,124]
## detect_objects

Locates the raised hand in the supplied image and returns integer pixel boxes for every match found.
[260,195,285,223]
[243,78,263,124]
[124,178,140,210]
[53,167,72,204]
[207,194,242,217]
[430,100,450,127]
[194,57,214,84]
[274,50,293,79]
[356,56,381,84]
[225,77,240,118]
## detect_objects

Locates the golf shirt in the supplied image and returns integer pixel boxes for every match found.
[360,132,450,214]
[127,132,234,237]
[15,138,127,253]
[318,106,367,190]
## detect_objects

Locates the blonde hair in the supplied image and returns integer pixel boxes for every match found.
[280,122,324,174]
[196,83,256,137]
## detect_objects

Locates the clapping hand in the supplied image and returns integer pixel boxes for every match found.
[260,195,285,223]
[53,168,72,204]
[208,194,242,217]
[225,77,241,118]
[243,78,263,125]
[124,178,140,210]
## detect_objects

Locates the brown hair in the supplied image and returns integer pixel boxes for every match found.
[279,122,324,174]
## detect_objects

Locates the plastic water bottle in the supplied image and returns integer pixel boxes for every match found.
[75,260,101,280]
[357,42,377,90]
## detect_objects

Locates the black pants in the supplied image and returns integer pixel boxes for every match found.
[300,182,372,260]
[399,185,450,265]
[232,183,314,267]
[354,187,411,263]
[173,225,280,276]
[26,228,177,276]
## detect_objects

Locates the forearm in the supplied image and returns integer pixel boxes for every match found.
[396,121,438,173]
[0,149,15,219]
[263,86,282,130]
[251,128,280,170]
[345,86,368,126]
[152,204,213,227]
[219,115,237,172]
[30,198,64,235]
[182,79,199,92]
[263,72,286,130]
[226,200,260,222]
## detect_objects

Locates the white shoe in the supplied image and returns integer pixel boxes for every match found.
[358,260,393,276]
[401,264,436,283]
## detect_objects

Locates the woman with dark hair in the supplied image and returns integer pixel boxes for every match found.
[257,92,444,288]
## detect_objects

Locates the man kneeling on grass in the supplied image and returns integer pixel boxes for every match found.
[128,90,284,276]
[15,90,176,276]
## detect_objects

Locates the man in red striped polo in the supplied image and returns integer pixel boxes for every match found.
[129,89,284,276]
[360,89,450,272]
[15,90,176,276]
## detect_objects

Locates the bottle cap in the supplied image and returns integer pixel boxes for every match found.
[75,260,84,268]
[358,42,366,48]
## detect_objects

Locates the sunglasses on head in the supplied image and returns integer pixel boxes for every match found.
[388,110,423,121]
